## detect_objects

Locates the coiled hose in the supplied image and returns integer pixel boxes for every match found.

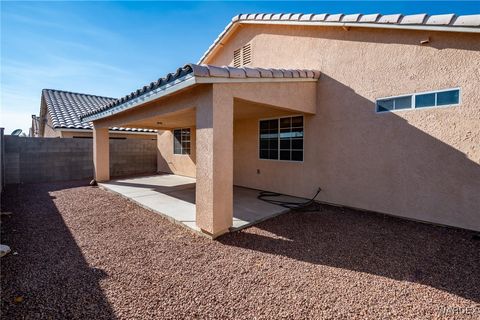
[257,187,322,212]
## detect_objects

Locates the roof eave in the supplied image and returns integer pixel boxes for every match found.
[56,128,158,135]
[82,74,319,122]
[198,18,480,64]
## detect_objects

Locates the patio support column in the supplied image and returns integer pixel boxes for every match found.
[195,87,233,238]
[93,124,110,182]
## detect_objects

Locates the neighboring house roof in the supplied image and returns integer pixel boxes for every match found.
[81,63,320,121]
[42,89,156,133]
[199,13,480,63]
[81,63,320,122]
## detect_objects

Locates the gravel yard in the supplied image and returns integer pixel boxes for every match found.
[1,181,479,319]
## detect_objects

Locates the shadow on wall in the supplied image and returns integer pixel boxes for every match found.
[156,129,196,176]
[0,181,116,319]
[221,70,480,301]
[219,206,480,303]
[311,74,480,231]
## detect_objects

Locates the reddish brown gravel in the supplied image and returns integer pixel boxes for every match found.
[1,181,479,319]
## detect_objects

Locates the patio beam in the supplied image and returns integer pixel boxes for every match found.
[93,125,110,182]
[195,87,233,238]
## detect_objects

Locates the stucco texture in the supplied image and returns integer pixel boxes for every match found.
[205,24,480,231]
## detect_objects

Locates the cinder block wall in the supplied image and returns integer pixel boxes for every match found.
[4,136,157,184]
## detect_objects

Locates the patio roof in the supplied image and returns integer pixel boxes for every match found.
[81,64,320,122]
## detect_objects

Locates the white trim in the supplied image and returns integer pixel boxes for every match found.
[375,87,461,113]
[83,75,318,122]
[257,114,305,163]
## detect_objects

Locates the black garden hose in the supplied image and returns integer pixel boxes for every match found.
[257,187,322,212]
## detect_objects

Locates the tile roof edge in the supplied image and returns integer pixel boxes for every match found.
[42,88,117,100]
[198,12,480,63]
[80,63,321,121]
[54,126,158,133]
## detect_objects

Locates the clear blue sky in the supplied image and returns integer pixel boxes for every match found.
[1,1,479,134]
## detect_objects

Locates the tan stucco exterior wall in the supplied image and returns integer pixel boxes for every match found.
[208,24,480,231]
[43,115,62,138]
[157,128,196,177]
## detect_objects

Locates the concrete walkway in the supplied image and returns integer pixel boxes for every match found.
[99,174,303,234]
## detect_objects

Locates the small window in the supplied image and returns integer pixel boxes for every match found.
[376,88,460,113]
[377,96,412,112]
[173,128,191,155]
[259,116,303,162]
[437,89,459,106]
[415,93,435,108]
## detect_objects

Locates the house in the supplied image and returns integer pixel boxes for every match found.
[81,13,480,238]
[32,89,157,139]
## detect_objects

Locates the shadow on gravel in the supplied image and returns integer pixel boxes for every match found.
[1,181,116,319]
[220,205,480,303]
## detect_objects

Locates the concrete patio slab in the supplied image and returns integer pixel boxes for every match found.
[99,174,302,235]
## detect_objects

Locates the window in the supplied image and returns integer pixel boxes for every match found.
[233,43,252,67]
[173,128,191,155]
[259,116,303,162]
[376,88,460,113]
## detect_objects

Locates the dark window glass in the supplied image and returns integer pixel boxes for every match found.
[394,96,412,110]
[292,116,303,127]
[280,139,290,149]
[292,139,303,150]
[268,149,278,159]
[259,119,278,160]
[259,149,268,159]
[260,121,269,130]
[437,90,459,106]
[415,93,436,108]
[377,99,394,112]
[173,128,191,155]
[280,117,291,128]
[259,116,303,161]
[292,151,303,161]
[280,150,291,161]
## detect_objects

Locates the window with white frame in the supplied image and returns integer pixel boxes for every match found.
[376,88,460,113]
[259,116,303,162]
[173,128,191,155]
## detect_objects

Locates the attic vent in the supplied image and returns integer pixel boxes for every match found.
[233,43,252,67]
[233,48,242,67]
[242,44,252,65]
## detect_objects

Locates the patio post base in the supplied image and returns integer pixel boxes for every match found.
[200,228,230,240]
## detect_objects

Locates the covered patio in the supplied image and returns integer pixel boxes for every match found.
[82,64,319,238]
[98,173,306,234]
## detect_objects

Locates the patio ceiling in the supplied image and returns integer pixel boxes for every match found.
[121,99,300,130]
